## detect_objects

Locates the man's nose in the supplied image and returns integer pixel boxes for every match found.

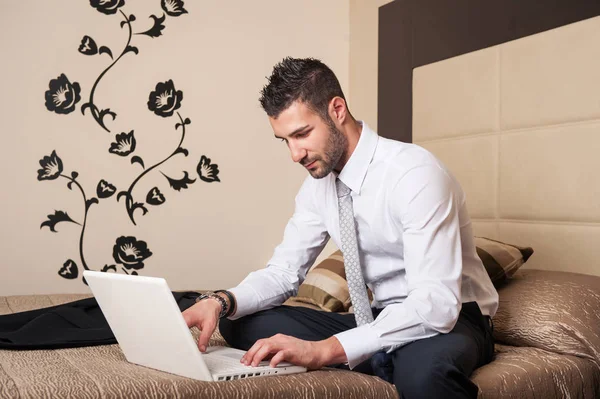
[289,144,306,163]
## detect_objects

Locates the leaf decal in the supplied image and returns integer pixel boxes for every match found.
[58,259,78,279]
[131,156,145,169]
[41,211,80,232]
[85,197,99,211]
[131,202,150,214]
[116,191,129,202]
[137,14,166,38]
[101,264,117,273]
[81,102,93,115]
[146,187,166,205]
[125,45,139,55]
[173,147,188,157]
[161,171,196,191]
[98,46,113,59]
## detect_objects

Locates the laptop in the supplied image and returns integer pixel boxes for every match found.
[83,270,307,382]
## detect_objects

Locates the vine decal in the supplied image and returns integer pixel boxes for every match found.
[45,0,188,132]
[39,0,222,285]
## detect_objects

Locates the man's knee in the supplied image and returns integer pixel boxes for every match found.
[393,355,478,398]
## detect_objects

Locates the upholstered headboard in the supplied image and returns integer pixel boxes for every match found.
[379,2,600,276]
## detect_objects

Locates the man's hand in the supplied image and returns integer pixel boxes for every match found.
[182,299,221,352]
[241,334,347,370]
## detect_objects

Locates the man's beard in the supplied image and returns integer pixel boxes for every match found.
[304,121,347,179]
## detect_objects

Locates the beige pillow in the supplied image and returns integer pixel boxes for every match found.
[493,269,600,364]
[283,250,361,312]
[285,237,533,311]
[474,236,534,286]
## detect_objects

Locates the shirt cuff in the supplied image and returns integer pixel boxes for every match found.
[226,284,259,319]
[334,324,381,369]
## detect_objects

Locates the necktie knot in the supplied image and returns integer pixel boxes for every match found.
[336,178,351,198]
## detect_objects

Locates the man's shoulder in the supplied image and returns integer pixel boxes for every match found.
[375,138,441,175]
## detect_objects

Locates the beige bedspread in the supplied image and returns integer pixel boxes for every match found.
[1,293,599,398]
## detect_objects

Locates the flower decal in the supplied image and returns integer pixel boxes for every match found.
[58,259,79,279]
[37,150,64,181]
[109,131,136,156]
[112,236,153,270]
[197,155,220,182]
[90,0,125,15]
[146,187,166,205]
[44,74,81,115]
[147,80,183,117]
[97,179,116,198]
[78,36,98,55]
[161,0,188,17]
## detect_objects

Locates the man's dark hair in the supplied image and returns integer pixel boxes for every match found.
[259,57,348,121]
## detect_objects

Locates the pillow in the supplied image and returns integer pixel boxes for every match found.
[283,250,361,312]
[493,269,600,364]
[284,237,533,311]
[474,236,534,286]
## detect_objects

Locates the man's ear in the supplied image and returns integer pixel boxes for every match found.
[329,96,348,125]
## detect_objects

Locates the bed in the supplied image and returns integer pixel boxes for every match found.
[2,1,600,398]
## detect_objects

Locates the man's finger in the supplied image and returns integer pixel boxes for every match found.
[198,321,215,352]
[251,341,276,367]
[242,339,264,365]
[269,350,286,368]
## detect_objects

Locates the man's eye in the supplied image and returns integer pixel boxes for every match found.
[279,138,286,143]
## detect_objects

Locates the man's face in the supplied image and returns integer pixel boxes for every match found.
[270,101,348,179]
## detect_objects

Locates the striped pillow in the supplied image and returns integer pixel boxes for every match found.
[284,237,533,312]
[474,236,534,286]
[283,250,358,312]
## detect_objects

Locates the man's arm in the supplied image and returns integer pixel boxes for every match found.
[226,176,330,319]
[333,163,463,368]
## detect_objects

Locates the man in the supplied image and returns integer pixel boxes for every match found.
[183,57,498,398]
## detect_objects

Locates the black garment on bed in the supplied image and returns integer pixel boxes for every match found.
[0,292,200,350]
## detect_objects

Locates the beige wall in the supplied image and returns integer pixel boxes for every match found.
[413,16,600,276]
[0,1,351,295]
[349,0,394,130]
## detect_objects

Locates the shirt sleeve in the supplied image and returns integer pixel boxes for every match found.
[334,164,463,368]
[228,177,330,319]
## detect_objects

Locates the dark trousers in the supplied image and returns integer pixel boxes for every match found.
[219,302,494,399]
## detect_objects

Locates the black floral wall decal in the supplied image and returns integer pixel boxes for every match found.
[44,75,82,115]
[90,0,126,15]
[197,156,221,183]
[115,80,220,225]
[112,236,153,271]
[39,2,223,285]
[97,180,116,198]
[41,211,81,232]
[79,35,113,59]
[79,10,136,132]
[137,14,166,38]
[146,187,166,205]
[40,1,188,132]
[147,80,183,117]
[37,150,64,180]
[38,151,99,280]
[109,131,136,156]
[58,260,79,279]
[161,171,196,191]
[79,35,98,55]
[161,0,188,17]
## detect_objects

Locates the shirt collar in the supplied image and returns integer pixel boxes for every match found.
[336,121,378,195]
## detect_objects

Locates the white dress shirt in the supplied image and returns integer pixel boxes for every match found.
[229,122,499,369]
